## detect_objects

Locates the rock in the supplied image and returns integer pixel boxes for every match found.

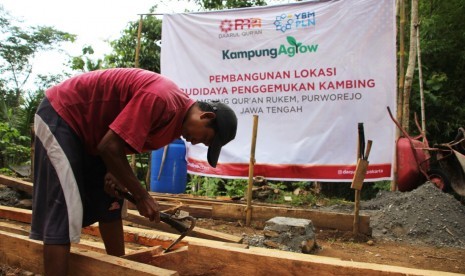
[16,199,32,209]
[263,217,318,254]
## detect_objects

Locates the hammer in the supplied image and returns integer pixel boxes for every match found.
[117,188,196,253]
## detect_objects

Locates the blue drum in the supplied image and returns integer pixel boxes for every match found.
[150,139,187,193]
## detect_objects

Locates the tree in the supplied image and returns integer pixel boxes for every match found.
[0,6,75,123]
[408,1,465,145]
[69,45,103,72]
[0,5,76,168]
[104,9,163,72]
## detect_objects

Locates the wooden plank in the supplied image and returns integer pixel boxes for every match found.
[1,227,461,276]
[122,246,164,263]
[148,246,189,273]
[125,209,242,243]
[150,192,237,206]
[0,175,33,194]
[0,230,179,276]
[183,240,460,276]
[0,221,29,236]
[212,204,372,235]
[0,220,138,255]
[83,224,189,250]
[69,247,179,276]
[127,200,213,219]
[0,175,370,233]
[0,205,32,223]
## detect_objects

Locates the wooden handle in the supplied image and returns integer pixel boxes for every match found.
[364,140,373,160]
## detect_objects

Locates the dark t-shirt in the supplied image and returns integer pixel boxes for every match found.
[46,68,195,154]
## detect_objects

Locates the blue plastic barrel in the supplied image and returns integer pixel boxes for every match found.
[150,139,187,193]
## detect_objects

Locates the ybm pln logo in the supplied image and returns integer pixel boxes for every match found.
[275,12,315,33]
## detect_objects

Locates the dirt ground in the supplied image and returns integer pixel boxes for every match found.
[192,182,465,274]
[194,218,465,274]
[1,181,465,275]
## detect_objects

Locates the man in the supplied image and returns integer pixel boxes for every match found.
[30,68,237,276]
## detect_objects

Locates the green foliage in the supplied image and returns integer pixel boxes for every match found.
[268,181,287,191]
[373,181,391,192]
[0,122,31,167]
[408,1,465,145]
[69,45,102,72]
[0,167,14,176]
[0,8,76,94]
[0,6,75,166]
[186,175,225,197]
[104,11,162,72]
[224,178,246,197]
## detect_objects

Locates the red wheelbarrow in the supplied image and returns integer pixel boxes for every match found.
[387,107,465,195]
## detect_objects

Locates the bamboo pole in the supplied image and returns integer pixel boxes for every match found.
[132,14,145,187]
[416,22,426,135]
[134,15,143,69]
[402,0,419,132]
[393,0,406,192]
[246,115,259,227]
[353,124,362,235]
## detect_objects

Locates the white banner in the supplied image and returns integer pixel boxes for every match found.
[161,0,396,181]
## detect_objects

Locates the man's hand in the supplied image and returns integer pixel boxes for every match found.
[135,195,160,223]
[104,172,160,222]
[104,172,127,199]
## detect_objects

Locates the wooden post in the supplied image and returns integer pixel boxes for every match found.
[351,123,373,235]
[30,124,34,182]
[246,115,259,227]
[353,127,362,235]
[134,14,143,69]
[352,140,372,235]
[131,15,144,181]
[353,190,361,235]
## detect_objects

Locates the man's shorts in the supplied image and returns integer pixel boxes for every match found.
[29,97,123,244]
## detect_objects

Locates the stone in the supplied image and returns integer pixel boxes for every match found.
[263,217,318,254]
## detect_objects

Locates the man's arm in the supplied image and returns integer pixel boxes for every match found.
[97,129,160,222]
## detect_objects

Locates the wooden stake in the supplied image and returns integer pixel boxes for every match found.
[352,140,372,235]
[246,115,259,227]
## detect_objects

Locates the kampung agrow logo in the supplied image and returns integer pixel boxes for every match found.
[222,36,318,61]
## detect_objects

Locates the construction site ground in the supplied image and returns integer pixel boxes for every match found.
[194,217,465,274]
[1,177,465,275]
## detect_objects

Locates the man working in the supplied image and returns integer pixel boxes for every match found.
[30,68,238,276]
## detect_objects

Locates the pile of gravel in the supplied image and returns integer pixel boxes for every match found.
[246,182,465,250]
[0,184,22,207]
[364,182,465,248]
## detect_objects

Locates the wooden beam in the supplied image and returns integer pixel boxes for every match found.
[127,199,213,218]
[122,246,164,263]
[0,175,32,194]
[147,246,189,273]
[212,204,372,235]
[70,247,179,276]
[125,209,242,243]
[0,230,179,276]
[182,240,457,276]
[0,221,29,236]
[0,205,31,223]
[83,224,189,250]
[0,176,371,233]
[1,226,461,275]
